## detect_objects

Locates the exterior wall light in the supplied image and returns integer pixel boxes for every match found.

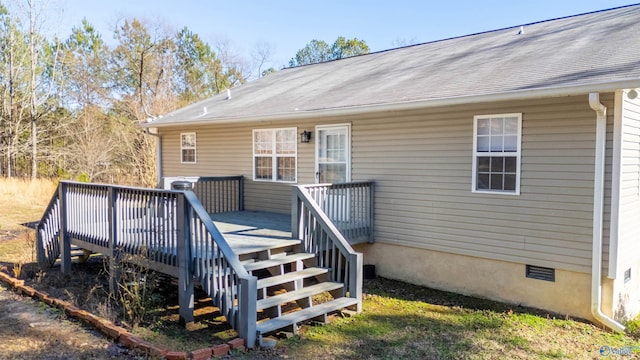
[300,130,312,143]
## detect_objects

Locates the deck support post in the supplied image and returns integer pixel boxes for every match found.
[349,253,363,313]
[107,187,120,295]
[291,190,301,240]
[59,183,72,274]
[238,276,257,348]
[368,182,375,243]
[177,193,194,325]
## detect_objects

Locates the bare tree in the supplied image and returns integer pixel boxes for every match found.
[251,40,274,79]
[391,36,419,48]
[212,34,248,88]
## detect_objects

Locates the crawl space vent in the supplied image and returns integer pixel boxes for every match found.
[526,265,555,282]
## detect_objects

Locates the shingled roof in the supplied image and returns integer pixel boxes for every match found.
[146,4,640,127]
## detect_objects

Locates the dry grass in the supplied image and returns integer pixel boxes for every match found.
[0,232,37,264]
[0,178,56,231]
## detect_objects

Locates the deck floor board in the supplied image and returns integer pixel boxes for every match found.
[212,211,296,254]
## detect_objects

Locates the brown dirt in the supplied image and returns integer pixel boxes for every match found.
[0,283,143,359]
[0,229,29,242]
[0,230,146,359]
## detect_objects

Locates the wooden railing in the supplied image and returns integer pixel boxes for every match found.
[182,191,256,344]
[301,182,374,244]
[36,181,257,347]
[36,189,62,268]
[192,176,244,214]
[292,185,365,312]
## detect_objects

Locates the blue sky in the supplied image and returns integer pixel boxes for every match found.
[44,1,635,71]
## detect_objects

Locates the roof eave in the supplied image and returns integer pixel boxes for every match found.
[141,78,640,128]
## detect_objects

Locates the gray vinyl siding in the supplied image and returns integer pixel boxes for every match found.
[353,95,607,274]
[160,120,341,214]
[618,94,640,272]
[159,94,613,274]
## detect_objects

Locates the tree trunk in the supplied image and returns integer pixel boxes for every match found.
[29,0,38,179]
[7,21,15,178]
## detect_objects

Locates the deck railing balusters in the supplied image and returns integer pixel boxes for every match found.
[293,182,369,314]
[36,178,275,348]
[192,176,243,214]
[299,181,374,244]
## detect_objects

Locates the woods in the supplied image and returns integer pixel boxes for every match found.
[0,2,250,186]
[0,1,369,186]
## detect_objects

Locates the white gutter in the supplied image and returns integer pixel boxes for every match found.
[144,128,163,187]
[141,78,640,128]
[588,92,625,332]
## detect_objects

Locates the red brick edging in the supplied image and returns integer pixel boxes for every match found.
[0,270,246,359]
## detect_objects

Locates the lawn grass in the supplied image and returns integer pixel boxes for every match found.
[243,278,640,359]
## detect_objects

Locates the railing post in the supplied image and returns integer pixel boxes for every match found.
[238,176,244,211]
[349,252,363,312]
[369,182,375,243]
[59,183,71,274]
[291,188,302,239]
[239,276,257,348]
[108,187,120,295]
[177,192,195,325]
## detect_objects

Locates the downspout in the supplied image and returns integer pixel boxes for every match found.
[145,128,163,188]
[588,93,625,332]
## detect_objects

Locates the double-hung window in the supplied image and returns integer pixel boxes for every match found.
[253,128,297,182]
[181,132,196,164]
[472,114,522,194]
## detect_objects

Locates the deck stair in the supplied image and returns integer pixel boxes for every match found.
[237,239,357,342]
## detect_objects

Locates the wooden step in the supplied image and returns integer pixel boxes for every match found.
[228,238,300,256]
[257,267,328,290]
[256,297,359,335]
[257,282,344,310]
[244,253,315,272]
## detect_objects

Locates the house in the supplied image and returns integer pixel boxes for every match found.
[142,5,640,330]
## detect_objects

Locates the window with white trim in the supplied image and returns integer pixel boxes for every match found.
[472,114,522,194]
[253,128,297,182]
[181,132,196,163]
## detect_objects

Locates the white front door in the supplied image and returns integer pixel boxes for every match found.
[316,125,351,221]
[315,125,351,184]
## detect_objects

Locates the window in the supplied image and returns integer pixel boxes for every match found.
[181,133,196,163]
[253,128,297,182]
[472,114,521,194]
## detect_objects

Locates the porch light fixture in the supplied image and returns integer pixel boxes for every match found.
[300,130,312,143]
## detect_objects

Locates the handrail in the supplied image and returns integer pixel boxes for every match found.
[181,191,256,346]
[292,185,363,312]
[36,186,61,267]
[301,181,374,244]
[184,191,250,278]
[302,181,373,190]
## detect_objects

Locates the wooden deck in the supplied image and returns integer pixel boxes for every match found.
[212,211,299,257]
[37,180,369,348]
